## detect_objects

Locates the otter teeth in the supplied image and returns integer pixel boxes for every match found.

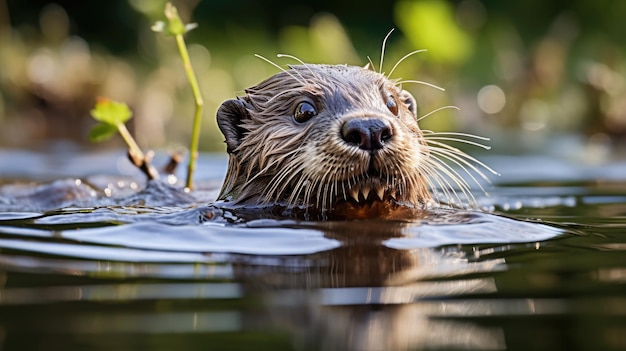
[361,187,371,200]
[349,188,360,203]
[347,186,388,202]
[376,187,385,201]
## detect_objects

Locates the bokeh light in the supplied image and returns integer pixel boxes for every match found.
[477,85,505,115]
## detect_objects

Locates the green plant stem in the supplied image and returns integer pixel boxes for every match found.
[175,34,203,190]
[117,123,144,161]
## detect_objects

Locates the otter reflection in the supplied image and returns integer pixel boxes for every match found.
[233,211,508,351]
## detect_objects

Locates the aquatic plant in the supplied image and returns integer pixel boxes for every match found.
[89,97,159,180]
[152,2,204,190]
[89,3,204,189]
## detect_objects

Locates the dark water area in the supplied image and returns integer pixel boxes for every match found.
[1,148,626,351]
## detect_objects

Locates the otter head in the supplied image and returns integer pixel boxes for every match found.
[216,64,432,218]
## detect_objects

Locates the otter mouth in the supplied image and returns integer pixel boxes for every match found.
[328,172,406,218]
[342,175,396,205]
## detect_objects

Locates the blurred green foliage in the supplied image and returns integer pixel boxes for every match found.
[1,0,626,159]
[396,0,472,64]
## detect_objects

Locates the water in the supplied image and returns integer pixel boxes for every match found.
[1,149,626,351]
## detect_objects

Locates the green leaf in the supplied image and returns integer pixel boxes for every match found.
[90,98,133,126]
[89,123,118,142]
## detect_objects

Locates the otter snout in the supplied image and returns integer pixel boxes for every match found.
[341,118,393,151]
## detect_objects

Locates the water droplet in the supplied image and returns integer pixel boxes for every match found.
[167,174,178,185]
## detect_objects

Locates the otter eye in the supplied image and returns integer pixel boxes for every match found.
[386,94,399,116]
[293,101,317,123]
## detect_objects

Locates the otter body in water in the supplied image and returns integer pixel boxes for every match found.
[216,63,450,219]
[0,64,490,220]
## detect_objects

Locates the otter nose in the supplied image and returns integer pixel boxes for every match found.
[341,118,393,150]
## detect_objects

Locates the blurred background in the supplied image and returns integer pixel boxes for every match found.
[1,0,626,162]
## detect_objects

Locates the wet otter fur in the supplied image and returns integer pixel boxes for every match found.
[216,63,440,219]
[213,47,499,221]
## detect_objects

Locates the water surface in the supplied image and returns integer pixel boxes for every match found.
[0,149,625,351]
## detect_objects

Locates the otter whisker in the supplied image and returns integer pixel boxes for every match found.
[397,166,408,200]
[427,156,477,205]
[267,163,305,201]
[329,181,338,205]
[426,147,490,193]
[387,49,428,79]
[324,182,333,210]
[243,147,301,185]
[264,153,308,200]
[321,180,330,210]
[290,179,308,207]
[284,180,308,207]
[276,54,320,83]
[276,53,307,66]
[381,162,393,191]
[402,164,422,203]
[366,56,375,71]
[379,28,395,74]
[325,168,344,208]
[286,172,311,207]
[424,136,492,150]
[423,131,492,141]
[432,147,496,182]
[417,105,460,122]
[300,175,315,208]
[254,54,305,85]
[317,165,334,210]
[429,155,478,200]
[308,177,323,209]
[393,164,428,204]
[417,148,466,203]
[341,180,348,202]
[418,166,441,203]
[429,152,494,189]
[419,161,461,204]
[423,132,493,152]
[424,159,475,205]
[424,139,499,176]
[244,163,294,200]
[397,79,445,92]
[427,146,492,186]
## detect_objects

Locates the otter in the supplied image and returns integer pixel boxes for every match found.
[215,63,453,220]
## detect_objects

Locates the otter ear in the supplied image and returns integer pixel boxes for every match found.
[217,98,249,154]
[399,90,418,117]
